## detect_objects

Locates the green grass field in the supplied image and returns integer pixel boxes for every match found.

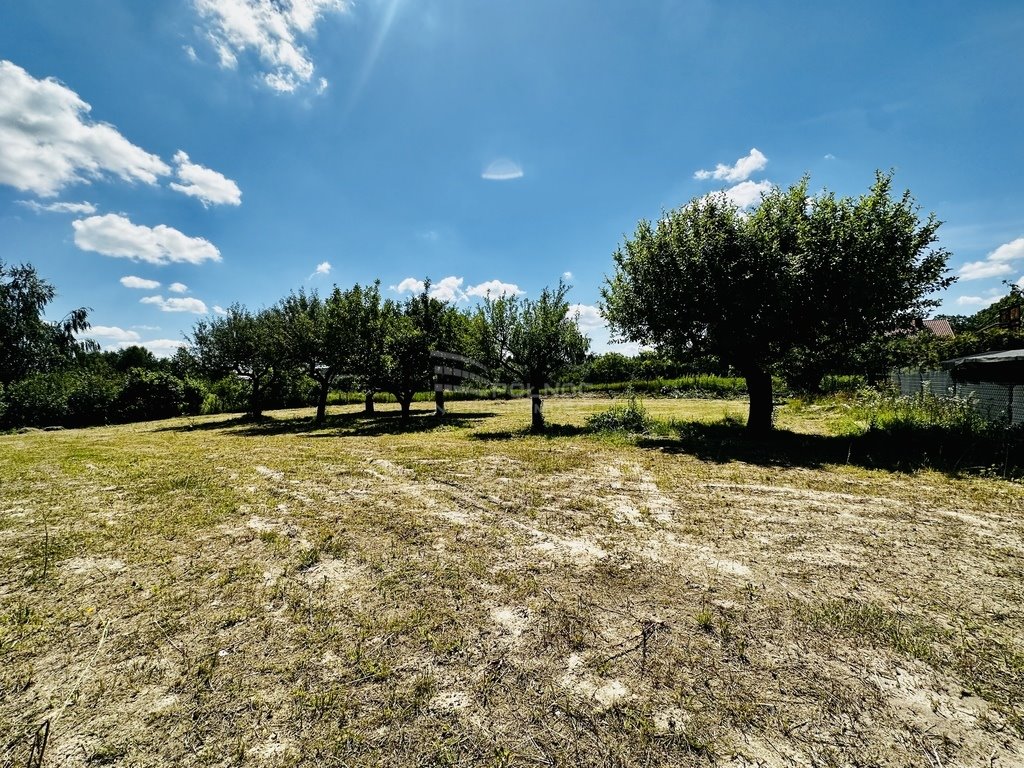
[2,397,1023,766]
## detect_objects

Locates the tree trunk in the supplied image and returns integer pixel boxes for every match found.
[364,390,374,414]
[315,380,329,425]
[743,368,773,434]
[249,378,263,419]
[400,396,412,422]
[434,387,445,417]
[530,386,544,431]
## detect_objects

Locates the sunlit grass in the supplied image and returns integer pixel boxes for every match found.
[1,396,1022,766]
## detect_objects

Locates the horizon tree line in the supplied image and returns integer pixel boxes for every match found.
[8,171,1024,433]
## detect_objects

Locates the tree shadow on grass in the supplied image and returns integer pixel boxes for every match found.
[470,422,591,441]
[636,420,1023,478]
[158,408,498,438]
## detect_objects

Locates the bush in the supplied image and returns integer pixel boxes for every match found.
[841,388,1024,477]
[584,375,751,399]
[0,368,193,428]
[586,393,654,434]
[65,372,120,427]
[3,372,74,427]
[181,377,207,416]
[113,369,186,423]
[203,376,249,414]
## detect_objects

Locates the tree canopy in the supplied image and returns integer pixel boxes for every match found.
[476,281,589,430]
[376,282,471,420]
[602,173,954,432]
[0,261,93,386]
[278,283,383,424]
[190,304,287,418]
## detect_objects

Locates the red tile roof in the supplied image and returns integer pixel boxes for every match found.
[921,319,955,337]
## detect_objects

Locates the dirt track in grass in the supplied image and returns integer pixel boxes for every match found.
[2,397,1022,767]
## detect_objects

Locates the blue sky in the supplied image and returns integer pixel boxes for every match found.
[1,0,1023,356]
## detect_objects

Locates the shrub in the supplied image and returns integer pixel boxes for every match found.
[3,372,74,427]
[204,376,249,414]
[586,393,654,434]
[65,372,120,427]
[113,369,186,423]
[181,377,207,416]
[854,388,990,434]
[584,375,751,399]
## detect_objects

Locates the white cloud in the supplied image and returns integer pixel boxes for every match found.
[213,305,228,315]
[429,276,465,303]
[17,199,96,214]
[184,45,199,62]
[120,275,161,290]
[694,148,767,183]
[392,276,527,302]
[84,325,141,343]
[569,303,604,331]
[390,277,426,294]
[315,261,331,275]
[169,282,189,293]
[140,295,209,313]
[569,303,644,355]
[0,60,170,197]
[824,153,836,160]
[132,324,161,331]
[988,237,1024,263]
[465,280,524,299]
[482,159,524,181]
[958,260,1014,280]
[193,0,349,93]
[562,271,573,281]
[955,294,1002,309]
[169,150,241,206]
[722,179,773,209]
[316,77,329,95]
[73,214,221,265]
[113,338,187,357]
[958,237,1024,280]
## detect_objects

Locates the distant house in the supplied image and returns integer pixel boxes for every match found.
[917,318,954,337]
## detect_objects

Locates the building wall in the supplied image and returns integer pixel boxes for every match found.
[891,369,1024,425]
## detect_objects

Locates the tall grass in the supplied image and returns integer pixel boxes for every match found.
[853,387,992,434]
[582,375,750,398]
[847,388,1023,477]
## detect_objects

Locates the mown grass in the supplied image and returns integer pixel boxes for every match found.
[1,396,1023,766]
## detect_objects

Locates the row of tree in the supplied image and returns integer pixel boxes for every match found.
[187,280,588,430]
[5,171,1021,433]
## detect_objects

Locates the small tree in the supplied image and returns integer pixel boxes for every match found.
[190,305,287,418]
[476,281,589,431]
[342,283,388,414]
[375,284,469,421]
[0,261,93,386]
[279,283,380,425]
[378,309,429,421]
[602,173,954,433]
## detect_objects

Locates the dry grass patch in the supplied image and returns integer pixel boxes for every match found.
[2,397,1022,766]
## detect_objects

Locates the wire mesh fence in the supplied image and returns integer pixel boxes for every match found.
[891,369,1024,426]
